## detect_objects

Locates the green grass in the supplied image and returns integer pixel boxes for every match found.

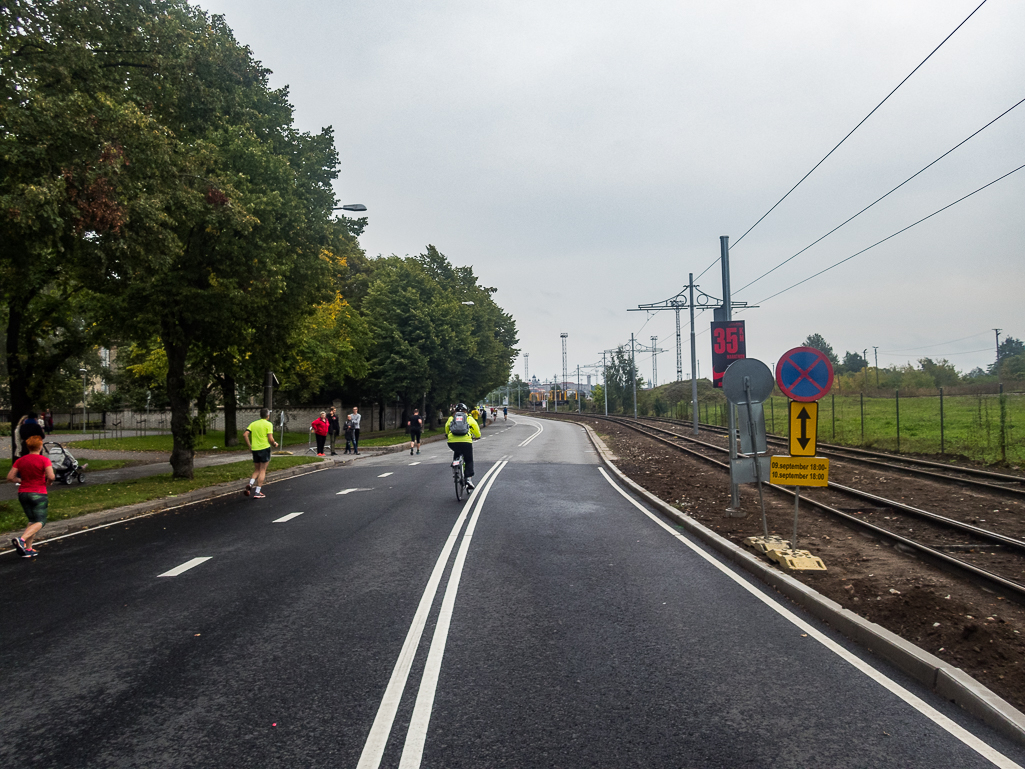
[0,455,321,534]
[67,427,442,452]
[67,431,313,452]
[1,458,137,480]
[757,393,1025,465]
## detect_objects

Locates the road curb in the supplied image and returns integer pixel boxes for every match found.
[581,422,1025,747]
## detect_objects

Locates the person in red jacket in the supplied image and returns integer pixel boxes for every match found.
[7,435,55,558]
[311,411,330,456]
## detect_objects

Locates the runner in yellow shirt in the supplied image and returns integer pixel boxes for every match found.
[243,408,279,499]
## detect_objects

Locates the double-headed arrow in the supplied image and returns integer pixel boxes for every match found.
[796,406,812,450]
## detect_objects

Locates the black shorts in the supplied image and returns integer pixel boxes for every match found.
[410,431,422,442]
[18,492,48,525]
[252,448,272,463]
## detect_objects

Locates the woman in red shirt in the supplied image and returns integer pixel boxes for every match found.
[7,435,55,558]
[310,412,330,457]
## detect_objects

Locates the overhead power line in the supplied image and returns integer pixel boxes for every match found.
[735,94,1025,296]
[885,330,993,353]
[753,161,1025,304]
[730,0,989,251]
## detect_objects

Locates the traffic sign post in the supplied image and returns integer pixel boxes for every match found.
[750,350,833,572]
[722,358,774,533]
[788,401,818,457]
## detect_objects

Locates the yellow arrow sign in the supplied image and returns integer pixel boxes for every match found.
[789,400,818,456]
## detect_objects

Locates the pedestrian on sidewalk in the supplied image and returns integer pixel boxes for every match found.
[350,406,362,454]
[327,407,341,455]
[311,411,330,456]
[343,413,354,454]
[408,408,424,455]
[243,408,278,499]
[7,435,55,558]
[44,409,54,434]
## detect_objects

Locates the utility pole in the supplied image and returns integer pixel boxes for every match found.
[873,346,879,386]
[689,273,698,435]
[994,328,1003,377]
[602,351,608,416]
[524,353,529,383]
[560,333,568,407]
[630,276,754,433]
[863,348,868,386]
[721,235,740,513]
[577,364,581,413]
[650,336,659,388]
[631,333,638,418]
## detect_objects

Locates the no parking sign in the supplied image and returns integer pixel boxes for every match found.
[775,347,834,402]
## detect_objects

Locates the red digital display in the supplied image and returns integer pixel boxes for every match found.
[710,320,746,388]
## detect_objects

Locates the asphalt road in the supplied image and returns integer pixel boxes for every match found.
[2,417,1023,768]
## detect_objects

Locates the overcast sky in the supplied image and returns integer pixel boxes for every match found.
[197,0,1024,386]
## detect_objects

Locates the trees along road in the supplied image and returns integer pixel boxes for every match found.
[2,418,1024,768]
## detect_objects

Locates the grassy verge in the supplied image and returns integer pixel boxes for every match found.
[1,458,137,480]
[0,456,321,534]
[67,432,313,452]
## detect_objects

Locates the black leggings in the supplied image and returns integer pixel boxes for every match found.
[448,442,474,478]
[315,434,326,454]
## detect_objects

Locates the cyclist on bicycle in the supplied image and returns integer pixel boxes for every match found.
[446,403,481,489]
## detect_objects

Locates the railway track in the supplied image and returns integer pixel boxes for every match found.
[640,416,1025,499]
[553,412,1025,606]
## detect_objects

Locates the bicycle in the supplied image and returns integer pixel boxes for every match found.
[452,455,467,501]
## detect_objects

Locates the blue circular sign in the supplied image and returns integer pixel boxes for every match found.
[775,346,834,402]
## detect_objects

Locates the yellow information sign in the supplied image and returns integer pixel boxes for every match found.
[788,400,818,457]
[770,456,829,487]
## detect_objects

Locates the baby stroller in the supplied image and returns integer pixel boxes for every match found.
[44,442,88,484]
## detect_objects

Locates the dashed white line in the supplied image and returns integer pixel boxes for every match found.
[273,512,304,523]
[378,472,394,478]
[409,462,421,466]
[157,557,211,577]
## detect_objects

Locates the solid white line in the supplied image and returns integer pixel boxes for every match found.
[378,472,394,478]
[398,461,508,768]
[355,462,503,769]
[517,419,544,447]
[595,467,1021,769]
[157,557,211,577]
[272,512,304,523]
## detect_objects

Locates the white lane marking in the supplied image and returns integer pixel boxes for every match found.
[399,462,507,767]
[337,488,372,495]
[409,462,421,466]
[378,472,394,478]
[273,512,304,523]
[518,419,544,447]
[596,467,1021,769]
[157,557,211,577]
[356,462,504,769]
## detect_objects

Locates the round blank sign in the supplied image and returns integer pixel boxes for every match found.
[722,358,774,404]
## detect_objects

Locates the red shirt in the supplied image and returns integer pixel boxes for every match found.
[311,417,330,436]
[14,453,52,494]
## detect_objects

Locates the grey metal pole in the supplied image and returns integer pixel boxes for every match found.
[81,369,87,435]
[651,336,658,389]
[603,351,608,416]
[631,333,638,418]
[873,346,879,386]
[689,272,698,435]
[577,364,581,413]
[675,305,683,382]
[721,236,740,511]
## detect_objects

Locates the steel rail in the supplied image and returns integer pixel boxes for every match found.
[641,416,1025,498]
[575,413,1025,605]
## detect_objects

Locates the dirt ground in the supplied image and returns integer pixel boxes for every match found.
[555,414,1025,711]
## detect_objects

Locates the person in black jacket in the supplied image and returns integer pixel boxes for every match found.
[327,407,341,456]
[408,408,424,455]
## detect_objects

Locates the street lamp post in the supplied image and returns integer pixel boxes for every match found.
[79,368,87,435]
